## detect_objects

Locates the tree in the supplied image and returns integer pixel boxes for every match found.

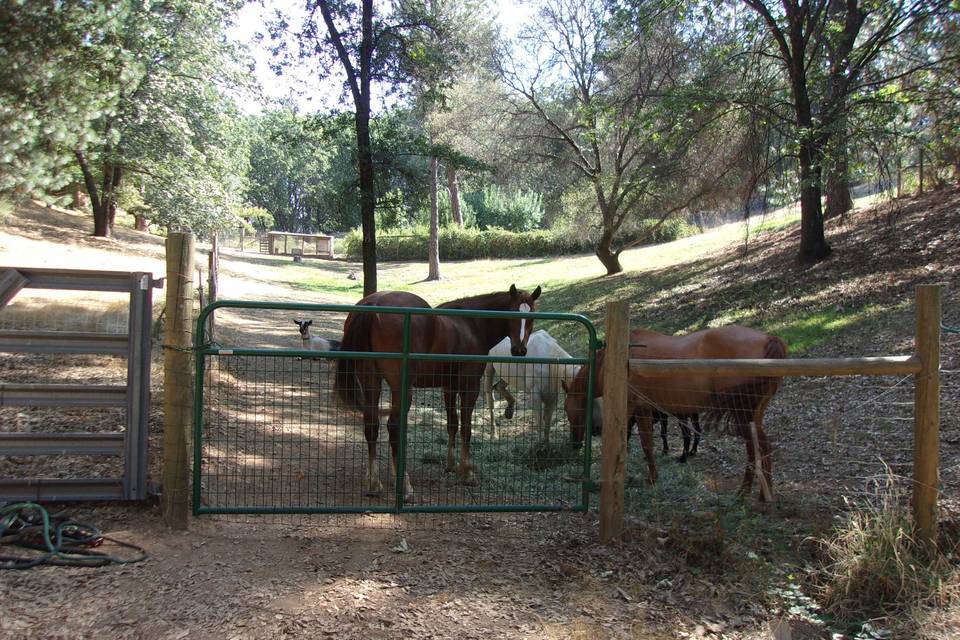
[68,0,249,237]
[740,0,951,262]
[305,0,378,294]
[502,0,735,275]
[0,1,126,200]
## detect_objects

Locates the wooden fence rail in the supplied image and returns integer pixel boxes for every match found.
[601,284,943,547]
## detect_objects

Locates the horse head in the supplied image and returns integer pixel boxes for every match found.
[507,284,541,356]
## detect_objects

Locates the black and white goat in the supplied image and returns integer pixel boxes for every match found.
[293,319,341,351]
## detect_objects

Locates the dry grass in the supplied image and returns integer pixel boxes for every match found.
[815,471,960,637]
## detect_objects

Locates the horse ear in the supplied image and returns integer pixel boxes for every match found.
[561,379,569,393]
[531,286,542,300]
[509,284,518,299]
[306,320,313,327]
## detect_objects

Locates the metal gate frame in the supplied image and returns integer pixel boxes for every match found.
[0,268,160,501]
[193,300,599,515]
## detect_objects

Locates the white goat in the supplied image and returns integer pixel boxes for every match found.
[483,329,579,443]
[293,319,341,351]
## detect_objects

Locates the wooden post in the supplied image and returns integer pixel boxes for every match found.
[162,232,195,530]
[914,284,942,547]
[207,233,218,342]
[600,301,629,544]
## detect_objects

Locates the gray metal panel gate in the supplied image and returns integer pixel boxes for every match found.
[0,267,159,501]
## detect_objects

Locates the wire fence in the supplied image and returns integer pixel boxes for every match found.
[194,303,597,518]
[0,289,133,484]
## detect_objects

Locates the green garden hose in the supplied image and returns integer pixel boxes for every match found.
[0,502,147,569]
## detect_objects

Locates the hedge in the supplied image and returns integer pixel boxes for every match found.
[342,218,693,261]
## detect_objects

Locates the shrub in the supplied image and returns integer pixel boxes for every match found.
[464,186,544,231]
[815,472,960,636]
[341,216,694,261]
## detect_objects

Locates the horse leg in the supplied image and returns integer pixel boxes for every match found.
[690,414,701,457]
[658,413,669,456]
[498,381,516,420]
[443,388,459,473]
[533,390,545,445]
[387,386,414,502]
[637,412,658,485]
[361,379,383,497]
[458,388,481,485]
[739,423,756,498]
[754,416,773,502]
[483,364,497,439]
[677,416,691,463]
[542,391,557,449]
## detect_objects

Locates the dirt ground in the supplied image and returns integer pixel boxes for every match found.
[2,194,959,639]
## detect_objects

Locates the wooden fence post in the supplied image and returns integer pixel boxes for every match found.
[162,232,195,530]
[600,301,629,544]
[914,284,942,547]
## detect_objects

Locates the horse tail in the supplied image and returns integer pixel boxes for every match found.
[710,334,788,436]
[764,335,788,361]
[336,310,375,411]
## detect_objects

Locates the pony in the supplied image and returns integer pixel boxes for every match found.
[482,329,579,443]
[563,325,787,500]
[336,285,542,500]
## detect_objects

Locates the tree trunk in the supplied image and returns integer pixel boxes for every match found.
[797,143,831,264]
[825,148,853,220]
[107,166,122,234]
[356,94,377,295]
[134,215,149,231]
[75,150,112,238]
[595,228,623,275]
[356,0,377,295]
[446,165,463,227]
[427,156,441,281]
[93,201,111,237]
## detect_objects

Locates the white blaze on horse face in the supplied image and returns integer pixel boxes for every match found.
[519,303,531,342]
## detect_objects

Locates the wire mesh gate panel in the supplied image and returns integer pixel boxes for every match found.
[0,268,157,501]
[193,301,598,515]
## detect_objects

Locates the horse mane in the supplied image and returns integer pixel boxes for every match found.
[438,290,515,310]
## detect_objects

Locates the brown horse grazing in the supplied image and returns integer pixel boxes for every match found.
[563,325,787,500]
[336,285,542,500]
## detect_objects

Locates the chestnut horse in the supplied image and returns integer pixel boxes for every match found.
[563,325,787,500]
[336,285,541,500]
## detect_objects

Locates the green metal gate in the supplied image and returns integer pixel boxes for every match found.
[192,300,598,515]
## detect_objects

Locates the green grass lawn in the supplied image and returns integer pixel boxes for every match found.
[223,190,893,355]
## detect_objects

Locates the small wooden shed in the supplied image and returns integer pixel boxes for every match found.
[263,231,335,259]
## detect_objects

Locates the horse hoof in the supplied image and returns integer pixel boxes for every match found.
[504,407,514,420]
[675,456,687,464]
[365,490,384,498]
[460,471,478,486]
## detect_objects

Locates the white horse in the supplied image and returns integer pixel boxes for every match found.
[483,329,579,443]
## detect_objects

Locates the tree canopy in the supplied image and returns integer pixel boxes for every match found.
[1,0,956,274]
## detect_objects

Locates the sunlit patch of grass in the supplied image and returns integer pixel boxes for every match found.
[750,210,801,236]
[768,304,886,354]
